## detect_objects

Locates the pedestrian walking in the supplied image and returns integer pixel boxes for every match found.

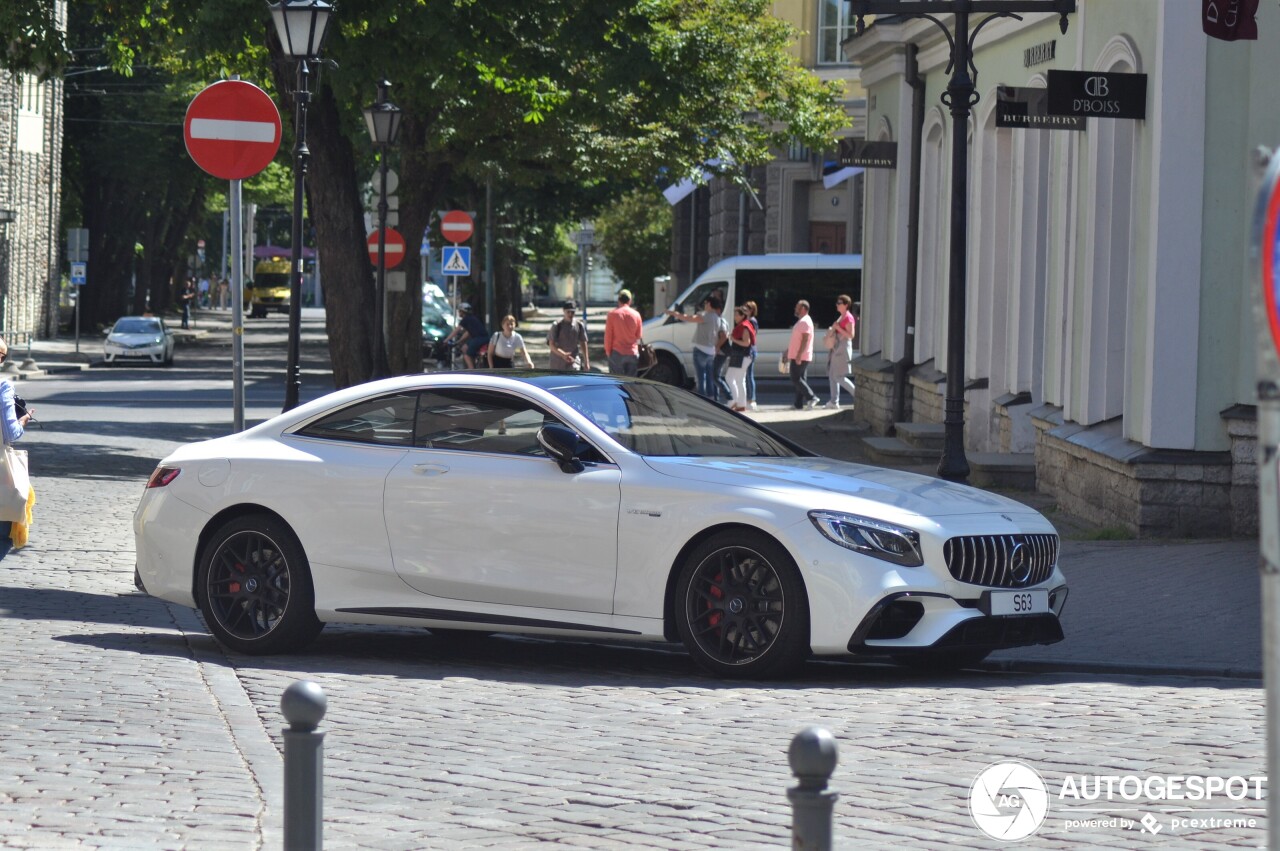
[604,289,644,376]
[725,306,756,411]
[487,315,534,369]
[0,338,33,561]
[783,300,819,409]
[744,300,760,411]
[667,294,728,399]
[824,294,858,409]
[548,300,590,370]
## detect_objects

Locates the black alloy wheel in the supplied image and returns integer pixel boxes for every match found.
[674,530,808,679]
[197,514,323,654]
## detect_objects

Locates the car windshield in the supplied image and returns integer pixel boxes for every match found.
[113,318,162,334]
[551,381,798,458]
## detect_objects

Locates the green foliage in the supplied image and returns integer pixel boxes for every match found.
[594,189,672,302]
[0,1,68,77]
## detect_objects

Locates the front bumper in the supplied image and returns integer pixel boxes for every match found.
[846,586,1068,654]
[104,346,164,362]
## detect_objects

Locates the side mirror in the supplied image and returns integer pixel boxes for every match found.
[537,423,584,474]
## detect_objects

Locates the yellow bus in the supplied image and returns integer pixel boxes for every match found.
[249,256,292,318]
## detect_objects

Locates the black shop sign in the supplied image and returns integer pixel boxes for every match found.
[1047,70,1147,120]
[996,86,1084,131]
[838,138,898,169]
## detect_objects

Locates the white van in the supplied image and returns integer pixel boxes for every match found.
[641,254,862,385]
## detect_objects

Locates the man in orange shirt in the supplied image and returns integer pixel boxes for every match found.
[604,289,644,376]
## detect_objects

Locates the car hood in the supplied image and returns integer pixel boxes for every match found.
[642,456,1035,518]
[109,332,163,343]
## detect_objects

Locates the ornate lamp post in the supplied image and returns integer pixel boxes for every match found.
[849,0,1073,482]
[269,0,334,411]
[363,80,402,379]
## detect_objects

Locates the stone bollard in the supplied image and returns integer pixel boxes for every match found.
[281,680,327,851]
[788,726,839,850]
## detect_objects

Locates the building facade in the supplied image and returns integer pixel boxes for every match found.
[845,2,1280,536]
[0,39,65,342]
[668,0,868,291]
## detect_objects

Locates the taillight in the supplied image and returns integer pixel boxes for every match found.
[146,466,181,488]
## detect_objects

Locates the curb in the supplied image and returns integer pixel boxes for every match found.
[981,657,1262,681]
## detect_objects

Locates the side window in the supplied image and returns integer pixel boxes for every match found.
[297,394,418,446]
[678,281,726,315]
[414,389,559,457]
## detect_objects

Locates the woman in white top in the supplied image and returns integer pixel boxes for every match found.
[488,315,535,369]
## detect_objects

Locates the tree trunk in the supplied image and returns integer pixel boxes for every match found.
[270,50,374,389]
[387,115,452,375]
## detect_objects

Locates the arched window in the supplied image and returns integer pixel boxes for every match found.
[917,114,947,366]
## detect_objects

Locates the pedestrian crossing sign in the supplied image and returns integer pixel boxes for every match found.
[442,246,471,276]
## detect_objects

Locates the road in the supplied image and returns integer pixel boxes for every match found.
[0,321,1266,849]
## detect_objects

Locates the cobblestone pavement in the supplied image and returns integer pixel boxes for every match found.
[0,333,1268,849]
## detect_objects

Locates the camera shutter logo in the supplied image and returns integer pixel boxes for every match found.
[969,762,1049,841]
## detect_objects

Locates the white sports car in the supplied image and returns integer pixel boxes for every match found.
[134,373,1067,678]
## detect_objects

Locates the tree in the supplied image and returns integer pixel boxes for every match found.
[55,0,848,384]
[594,189,673,316]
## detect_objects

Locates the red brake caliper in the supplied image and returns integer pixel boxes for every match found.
[707,571,724,628]
[228,562,244,594]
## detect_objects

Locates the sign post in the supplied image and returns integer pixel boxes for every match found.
[1251,146,1280,846]
[184,78,281,432]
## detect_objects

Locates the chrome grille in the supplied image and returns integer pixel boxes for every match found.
[942,534,1058,588]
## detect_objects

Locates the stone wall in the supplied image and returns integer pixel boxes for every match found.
[1224,406,1258,537]
[850,355,899,435]
[1032,406,1238,538]
[908,364,946,426]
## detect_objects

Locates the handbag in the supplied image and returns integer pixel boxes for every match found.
[637,343,657,372]
[0,437,30,524]
[823,328,837,351]
[729,345,746,368]
[778,352,789,375]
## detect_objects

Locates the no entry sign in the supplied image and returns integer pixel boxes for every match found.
[184,80,281,181]
[441,210,474,244]
[368,228,406,269]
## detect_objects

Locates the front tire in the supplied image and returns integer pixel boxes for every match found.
[197,514,323,654]
[674,530,809,679]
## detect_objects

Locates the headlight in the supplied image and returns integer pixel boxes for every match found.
[808,510,924,567]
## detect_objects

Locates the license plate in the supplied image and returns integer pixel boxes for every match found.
[986,589,1049,616]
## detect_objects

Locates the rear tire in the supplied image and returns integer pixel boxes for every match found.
[646,353,684,387]
[674,530,809,679]
[197,513,323,654]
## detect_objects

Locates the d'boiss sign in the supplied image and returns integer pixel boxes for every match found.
[1047,70,1148,120]
[184,80,282,181]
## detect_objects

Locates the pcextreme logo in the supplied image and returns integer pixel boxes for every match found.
[969,762,1050,841]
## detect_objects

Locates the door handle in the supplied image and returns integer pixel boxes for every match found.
[412,464,450,476]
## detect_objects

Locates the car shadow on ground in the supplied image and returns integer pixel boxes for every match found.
[35,591,1261,692]
[17,438,171,481]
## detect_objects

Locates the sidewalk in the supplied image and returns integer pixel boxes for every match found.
[18,311,1265,680]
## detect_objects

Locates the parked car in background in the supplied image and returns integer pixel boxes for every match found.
[421,282,456,356]
[134,372,1067,679]
[103,315,175,366]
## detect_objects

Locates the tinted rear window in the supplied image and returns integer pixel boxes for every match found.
[738,268,860,329]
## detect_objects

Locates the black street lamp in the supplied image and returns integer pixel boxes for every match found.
[269,0,334,412]
[363,79,402,379]
[849,0,1073,482]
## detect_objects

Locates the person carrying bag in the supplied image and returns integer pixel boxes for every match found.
[0,338,34,558]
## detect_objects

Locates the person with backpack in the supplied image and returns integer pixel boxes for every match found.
[547,300,590,370]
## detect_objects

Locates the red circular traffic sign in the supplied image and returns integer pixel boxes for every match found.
[441,210,474,243]
[184,80,282,181]
[368,228,406,269]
